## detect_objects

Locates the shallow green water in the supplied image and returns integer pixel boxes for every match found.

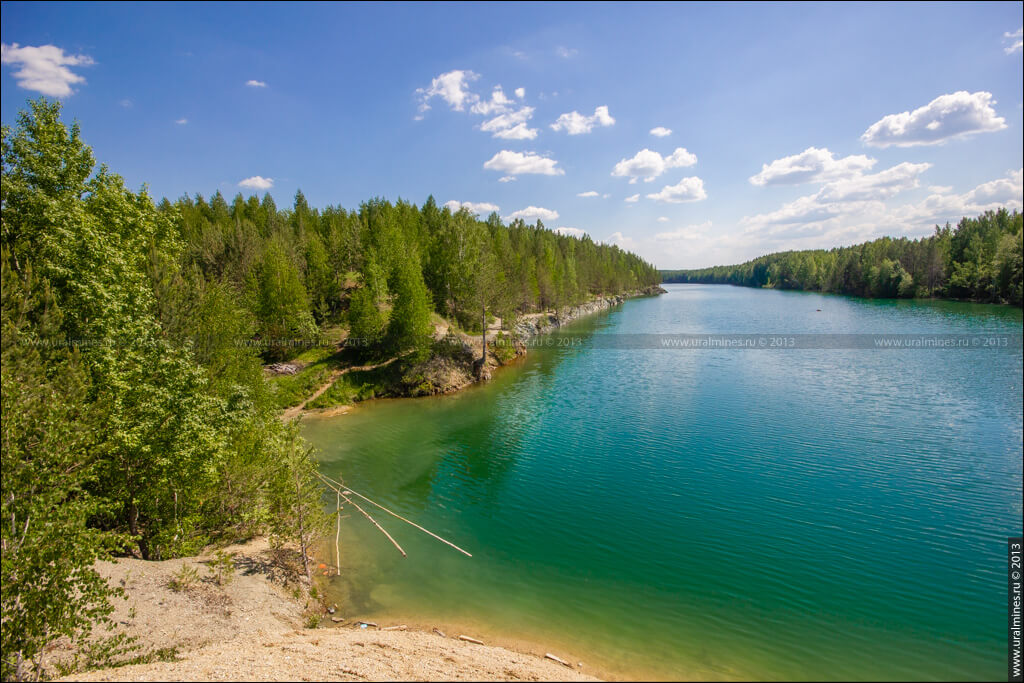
[302,284,1023,681]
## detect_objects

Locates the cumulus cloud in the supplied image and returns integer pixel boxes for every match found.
[577,190,600,198]
[555,227,587,238]
[498,176,516,183]
[481,106,537,139]
[815,162,931,202]
[606,231,636,248]
[1,43,94,97]
[550,105,615,135]
[655,221,713,241]
[515,87,525,98]
[444,200,500,215]
[505,206,559,222]
[416,69,480,113]
[624,194,640,203]
[861,91,1007,148]
[483,150,564,177]
[650,126,672,137]
[470,86,514,115]
[743,160,932,232]
[646,177,708,203]
[246,79,267,88]
[239,175,273,189]
[1005,27,1023,54]
[893,168,1023,226]
[749,147,876,186]
[612,148,698,183]
[657,216,669,222]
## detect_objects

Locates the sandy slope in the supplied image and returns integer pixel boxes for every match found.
[56,539,596,682]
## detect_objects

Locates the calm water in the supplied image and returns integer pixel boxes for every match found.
[302,284,1023,681]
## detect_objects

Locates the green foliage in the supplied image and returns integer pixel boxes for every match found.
[386,252,433,356]
[1,99,330,676]
[167,564,200,592]
[207,550,236,586]
[0,254,127,681]
[662,209,1023,306]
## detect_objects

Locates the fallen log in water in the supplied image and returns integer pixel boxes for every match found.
[544,653,571,667]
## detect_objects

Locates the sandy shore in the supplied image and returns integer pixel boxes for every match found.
[55,538,598,682]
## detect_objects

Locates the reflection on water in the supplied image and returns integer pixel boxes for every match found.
[303,285,1023,681]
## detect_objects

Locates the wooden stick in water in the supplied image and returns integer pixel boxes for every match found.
[318,473,472,558]
[317,473,406,558]
[335,491,341,572]
[545,653,571,667]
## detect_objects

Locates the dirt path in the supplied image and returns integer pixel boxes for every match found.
[280,355,405,422]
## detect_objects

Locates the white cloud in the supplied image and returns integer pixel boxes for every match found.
[239,175,273,189]
[646,177,708,203]
[893,168,1023,226]
[612,147,698,183]
[577,190,600,198]
[550,105,615,135]
[816,162,931,202]
[492,122,538,140]
[742,161,931,232]
[444,200,500,215]
[498,176,516,183]
[606,231,636,248]
[481,106,537,139]
[515,87,525,99]
[1,43,94,97]
[749,147,876,186]
[928,185,953,194]
[470,86,513,115]
[655,221,713,242]
[483,150,564,177]
[624,194,640,203]
[246,79,267,88]
[861,91,1007,148]
[556,46,578,58]
[650,126,672,137]
[416,69,480,113]
[505,206,559,222]
[119,98,133,108]
[657,216,669,222]
[175,118,188,125]
[1005,27,1023,54]
[555,227,587,238]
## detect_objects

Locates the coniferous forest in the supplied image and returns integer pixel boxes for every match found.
[661,211,1023,306]
[0,100,659,679]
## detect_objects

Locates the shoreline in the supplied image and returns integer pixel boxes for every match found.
[56,537,601,682]
[293,285,667,420]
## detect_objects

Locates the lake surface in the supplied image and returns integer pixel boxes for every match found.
[302,284,1023,681]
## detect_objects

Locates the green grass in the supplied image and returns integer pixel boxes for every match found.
[305,362,405,410]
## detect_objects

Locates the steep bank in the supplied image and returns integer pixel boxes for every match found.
[57,539,598,682]
[294,285,667,416]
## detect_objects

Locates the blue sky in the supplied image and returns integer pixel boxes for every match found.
[2,1,1022,268]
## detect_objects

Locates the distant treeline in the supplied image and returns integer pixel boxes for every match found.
[173,181,660,361]
[661,209,1023,305]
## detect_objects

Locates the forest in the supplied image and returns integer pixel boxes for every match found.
[0,99,658,679]
[661,209,1023,306]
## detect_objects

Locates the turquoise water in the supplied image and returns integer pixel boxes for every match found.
[302,284,1023,681]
